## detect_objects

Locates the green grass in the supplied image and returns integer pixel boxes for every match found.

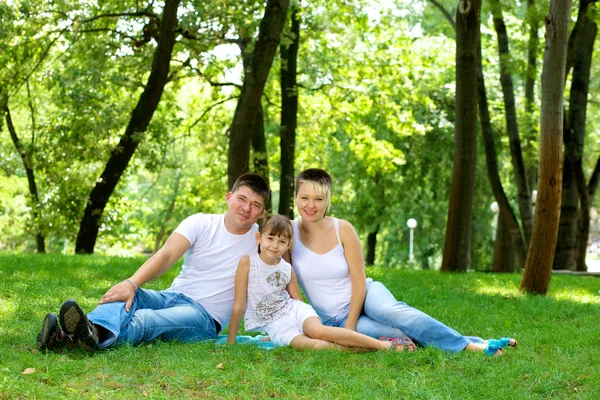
[1,253,599,399]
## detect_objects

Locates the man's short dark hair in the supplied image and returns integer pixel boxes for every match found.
[231,173,270,205]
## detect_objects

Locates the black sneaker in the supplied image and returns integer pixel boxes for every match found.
[59,299,99,352]
[35,313,74,352]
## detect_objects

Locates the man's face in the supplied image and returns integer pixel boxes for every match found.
[225,185,265,232]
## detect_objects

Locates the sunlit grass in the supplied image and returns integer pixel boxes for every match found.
[1,253,599,399]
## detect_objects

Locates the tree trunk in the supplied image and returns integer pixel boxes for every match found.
[559,18,598,271]
[554,157,579,270]
[251,104,272,212]
[75,0,181,254]
[440,0,481,273]
[492,214,516,273]
[476,39,527,269]
[520,0,571,295]
[227,0,290,188]
[524,0,540,192]
[278,6,300,219]
[366,224,379,266]
[490,0,533,245]
[5,103,46,253]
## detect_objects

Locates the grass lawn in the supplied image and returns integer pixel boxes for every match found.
[1,253,599,399]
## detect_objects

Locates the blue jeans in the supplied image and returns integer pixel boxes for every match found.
[88,289,219,348]
[322,281,484,353]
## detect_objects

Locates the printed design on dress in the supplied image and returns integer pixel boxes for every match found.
[256,289,288,321]
[266,270,288,287]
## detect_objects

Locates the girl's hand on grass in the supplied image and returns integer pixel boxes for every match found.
[99,281,136,312]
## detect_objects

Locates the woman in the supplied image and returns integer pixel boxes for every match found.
[289,168,517,356]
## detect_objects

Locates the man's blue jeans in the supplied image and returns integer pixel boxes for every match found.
[88,289,219,348]
[322,280,484,353]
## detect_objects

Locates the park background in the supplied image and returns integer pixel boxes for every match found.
[1,0,600,398]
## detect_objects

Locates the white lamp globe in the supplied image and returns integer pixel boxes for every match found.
[407,218,417,229]
[490,202,499,213]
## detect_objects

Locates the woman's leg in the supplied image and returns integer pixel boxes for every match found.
[361,281,475,353]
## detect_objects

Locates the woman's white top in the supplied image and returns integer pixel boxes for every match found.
[244,253,293,331]
[291,218,352,321]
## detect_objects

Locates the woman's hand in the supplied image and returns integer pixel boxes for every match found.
[99,281,136,312]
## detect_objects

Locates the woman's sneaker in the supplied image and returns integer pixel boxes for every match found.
[35,313,74,352]
[59,299,99,352]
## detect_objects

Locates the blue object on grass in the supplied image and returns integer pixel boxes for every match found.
[213,335,280,350]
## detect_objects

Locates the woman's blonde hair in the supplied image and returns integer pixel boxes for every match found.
[295,168,332,212]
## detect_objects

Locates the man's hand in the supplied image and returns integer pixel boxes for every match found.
[99,281,137,312]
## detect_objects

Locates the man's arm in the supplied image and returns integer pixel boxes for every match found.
[99,232,191,312]
[227,256,250,344]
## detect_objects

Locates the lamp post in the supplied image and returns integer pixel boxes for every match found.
[490,201,499,240]
[407,218,417,263]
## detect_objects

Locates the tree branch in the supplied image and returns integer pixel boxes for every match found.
[427,0,456,32]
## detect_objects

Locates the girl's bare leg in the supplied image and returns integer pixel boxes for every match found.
[290,334,345,350]
[302,317,407,352]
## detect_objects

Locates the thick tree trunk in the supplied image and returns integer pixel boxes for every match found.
[278,6,300,219]
[521,0,571,295]
[571,16,596,272]
[366,224,379,266]
[490,0,533,245]
[524,0,540,192]
[492,214,516,273]
[440,0,481,273]
[75,0,181,254]
[476,40,527,269]
[5,103,46,253]
[251,104,272,212]
[227,0,290,188]
[554,157,579,270]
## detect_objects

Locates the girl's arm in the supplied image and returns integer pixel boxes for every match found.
[339,219,367,331]
[287,268,304,301]
[227,256,250,344]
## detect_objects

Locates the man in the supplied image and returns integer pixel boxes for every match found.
[36,173,269,352]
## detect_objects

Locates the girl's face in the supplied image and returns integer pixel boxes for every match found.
[295,183,328,222]
[256,231,290,264]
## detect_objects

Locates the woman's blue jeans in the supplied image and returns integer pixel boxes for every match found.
[88,289,219,348]
[322,280,484,353]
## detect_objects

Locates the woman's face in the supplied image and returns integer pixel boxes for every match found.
[295,183,328,222]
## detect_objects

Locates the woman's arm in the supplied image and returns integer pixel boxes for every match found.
[227,256,250,344]
[287,268,304,301]
[339,219,367,331]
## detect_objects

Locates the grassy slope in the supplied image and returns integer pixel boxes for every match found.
[0,253,599,399]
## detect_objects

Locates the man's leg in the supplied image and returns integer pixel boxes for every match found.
[65,290,218,349]
[114,294,218,346]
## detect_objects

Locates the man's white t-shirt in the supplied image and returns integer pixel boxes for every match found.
[168,213,258,328]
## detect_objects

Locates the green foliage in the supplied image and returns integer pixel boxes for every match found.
[1,253,600,398]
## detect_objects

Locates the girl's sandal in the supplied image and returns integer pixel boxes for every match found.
[380,336,417,352]
[389,338,417,352]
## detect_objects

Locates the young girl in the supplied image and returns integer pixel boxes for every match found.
[227,214,415,352]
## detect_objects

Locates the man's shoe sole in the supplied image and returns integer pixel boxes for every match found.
[59,299,99,352]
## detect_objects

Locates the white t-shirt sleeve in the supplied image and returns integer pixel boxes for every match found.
[174,213,208,246]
